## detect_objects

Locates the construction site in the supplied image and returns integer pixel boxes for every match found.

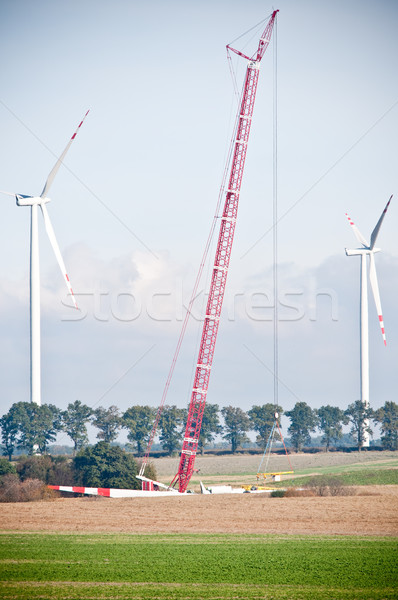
[1,4,397,599]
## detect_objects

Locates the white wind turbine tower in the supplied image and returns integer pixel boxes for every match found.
[1,111,89,406]
[345,196,392,446]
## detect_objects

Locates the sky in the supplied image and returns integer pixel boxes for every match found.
[0,0,397,446]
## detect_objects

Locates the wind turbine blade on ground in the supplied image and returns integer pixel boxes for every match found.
[40,110,89,199]
[40,203,78,309]
[369,252,386,346]
[370,195,392,250]
[345,212,369,247]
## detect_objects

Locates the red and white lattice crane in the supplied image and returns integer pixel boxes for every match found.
[140,11,278,493]
[172,11,278,493]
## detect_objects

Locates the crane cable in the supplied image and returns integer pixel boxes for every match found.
[228,13,274,51]
[273,15,279,411]
[256,15,282,479]
[259,20,294,479]
[257,421,277,474]
[227,13,274,104]
[227,48,240,102]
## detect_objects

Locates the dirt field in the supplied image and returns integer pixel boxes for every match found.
[0,486,397,536]
[1,452,397,537]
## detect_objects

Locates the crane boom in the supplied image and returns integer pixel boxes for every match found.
[172,11,278,493]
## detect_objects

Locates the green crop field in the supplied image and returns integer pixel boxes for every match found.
[275,467,398,488]
[286,463,398,479]
[0,533,397,599]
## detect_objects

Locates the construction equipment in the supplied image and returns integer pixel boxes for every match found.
[170,11,278,493]
[139,11,278,492]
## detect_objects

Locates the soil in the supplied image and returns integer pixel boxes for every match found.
[0,486,397,537]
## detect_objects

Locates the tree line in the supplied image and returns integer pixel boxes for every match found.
[1,399,397,460]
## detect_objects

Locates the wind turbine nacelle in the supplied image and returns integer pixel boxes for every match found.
[345,247,380,256]
[16,195,51,207]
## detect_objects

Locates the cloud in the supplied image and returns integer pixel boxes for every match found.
[1,243,397,437]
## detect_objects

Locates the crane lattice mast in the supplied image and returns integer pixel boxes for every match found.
[171,11,278,493]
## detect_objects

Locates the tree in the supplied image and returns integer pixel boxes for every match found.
[373,401,398,451]
[0,404,21,460]
[0,457,17,477]
[17,455,54,483]
[317,405,349,451]
[17,455,74,486]
[248,404,282,448]
[345,401,373,451]
[122,405,156,455]
[16,402,42,454]
[34,404,63,454]
[92,405,121,443]
[198,403,223,454]
[158,405,186,456]
[221,406,251,453]
[285,402,317,452]
[62,400,93,455]
[74,441,140,489]
[1,402,62,455]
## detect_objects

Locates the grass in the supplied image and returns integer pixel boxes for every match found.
[0,533,397,599]
[288,460,398,477]
[275,468,398,489]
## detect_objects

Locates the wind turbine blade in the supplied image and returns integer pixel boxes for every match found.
[40,203,78,309]
[369,252,386,346]
[370,195,392,250]
[345,212,369,247]
[40,110,90,198]
[0,190,16,197]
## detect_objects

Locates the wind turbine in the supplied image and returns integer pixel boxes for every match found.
[345,196,392,446]
[1,111,89,406]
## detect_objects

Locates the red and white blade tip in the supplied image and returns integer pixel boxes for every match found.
[345,212,369,247]
[71,110,90,140]
[369,252,387,347]
[382,195,393,220]
[65,273,78,309]
[378,314,387,346]
[40,109,90,199]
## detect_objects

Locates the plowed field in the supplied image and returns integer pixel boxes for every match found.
[0,485,397,536]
